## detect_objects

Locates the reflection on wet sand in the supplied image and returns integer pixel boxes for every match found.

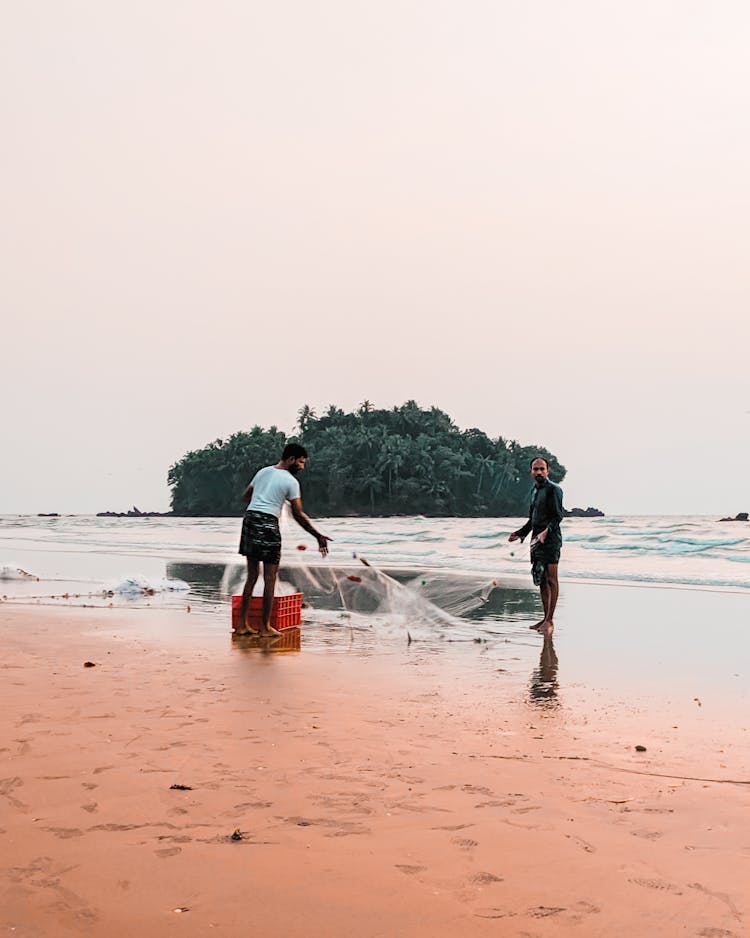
[231,627,301,655]
[529,635,559,707]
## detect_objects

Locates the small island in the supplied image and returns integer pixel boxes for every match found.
[166,401,569,518]
[718,512,748,522]
[564,507,605,518]
[96,506,173,518]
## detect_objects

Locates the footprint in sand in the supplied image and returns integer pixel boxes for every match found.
[43,827,84,839]
[528,906,566,918]
[8,857,99,923]
[571,900,601,915]
[688,883,742,920]
[452,837,479,849]
[565,834,596,854]
[629,877,683,895]
[19,713,45,725]
[471,872,504,884]
[81,803,98,813]
[461,784,494,796]
[474,908,514,920]
[324,824,370,838]
[0,776,28,811]
[155,847,182,858]
[395,864,426,875]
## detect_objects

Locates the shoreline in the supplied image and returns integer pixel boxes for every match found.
[1,599,748,936]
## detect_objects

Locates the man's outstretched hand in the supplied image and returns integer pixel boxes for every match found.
[316,535,332,557]
[508,532,520,543]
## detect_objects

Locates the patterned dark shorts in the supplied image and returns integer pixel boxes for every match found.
[530,540,561,586]
[239,510,282,564]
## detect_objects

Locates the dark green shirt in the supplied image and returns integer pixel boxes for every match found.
[514,479,564,543]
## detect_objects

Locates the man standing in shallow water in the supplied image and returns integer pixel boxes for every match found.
[508,457,564,635]
[237,443,330,636]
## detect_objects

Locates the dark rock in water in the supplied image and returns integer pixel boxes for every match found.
[563,507,605,517]
[718,512,748,522]
[37,513,60,517]
[96,506,173,518]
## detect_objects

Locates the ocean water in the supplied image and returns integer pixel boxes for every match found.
[1,513,748,595]
[2,513,748,735]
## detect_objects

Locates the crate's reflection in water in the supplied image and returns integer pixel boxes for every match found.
[231,627,301,655]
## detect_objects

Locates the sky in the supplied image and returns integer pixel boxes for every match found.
[2,1,748,516]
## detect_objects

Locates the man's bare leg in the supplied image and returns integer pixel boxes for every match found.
[531,582,551,630]
[237,558,260,634]
[259,563,281,637]
[539,564,559,635]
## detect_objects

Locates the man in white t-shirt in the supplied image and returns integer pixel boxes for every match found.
[236,443,330,636]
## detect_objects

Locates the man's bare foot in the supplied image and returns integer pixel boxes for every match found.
[258,626,281,637]
[530,619,546,631]
[234,626,259,636]
[539,619,554,637]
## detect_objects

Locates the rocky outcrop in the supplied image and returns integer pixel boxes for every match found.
[96,506,173,518]
[718,512,748,522]
[563,507,604,518]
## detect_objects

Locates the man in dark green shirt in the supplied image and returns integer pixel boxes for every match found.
[508,456,564,635]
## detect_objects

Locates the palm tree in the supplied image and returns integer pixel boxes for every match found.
[475,454,495,496]
[297,404,316,432]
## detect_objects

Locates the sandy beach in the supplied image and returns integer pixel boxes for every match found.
[1,592,748,938]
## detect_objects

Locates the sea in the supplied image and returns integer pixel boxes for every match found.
[2,513,748,750]
[1,513,748,598]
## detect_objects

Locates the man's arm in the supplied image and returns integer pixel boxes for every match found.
[509,519,533,542]
[241,484,253,505]
[509,501,533,543]
[290,498,331,556]
[546,485,564,538]
[536,485,564,544]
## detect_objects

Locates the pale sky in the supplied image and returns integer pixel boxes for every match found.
[2,2,748,516]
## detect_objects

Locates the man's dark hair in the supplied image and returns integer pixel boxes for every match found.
[283,442,308,460]
[529,456,549,469]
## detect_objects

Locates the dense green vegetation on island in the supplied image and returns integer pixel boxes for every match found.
[167,401,566,517]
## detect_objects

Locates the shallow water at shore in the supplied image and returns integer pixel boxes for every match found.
[1,512,749,590]
[1,513,748,724]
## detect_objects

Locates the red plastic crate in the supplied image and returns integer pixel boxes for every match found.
[231,593,303,631]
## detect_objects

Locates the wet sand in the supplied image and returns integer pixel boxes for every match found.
[1,601,748,937]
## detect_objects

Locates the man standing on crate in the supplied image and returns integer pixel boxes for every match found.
[237,443,331,636]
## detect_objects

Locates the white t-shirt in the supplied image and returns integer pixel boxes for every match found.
[247,466,301,519]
